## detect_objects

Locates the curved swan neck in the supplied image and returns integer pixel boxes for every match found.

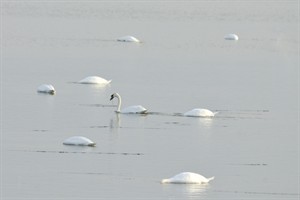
[114,93,122,112]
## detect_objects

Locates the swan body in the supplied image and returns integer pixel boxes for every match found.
[37,84,56,94]
[63,136,96,147]
[110,93,147,114]
[184,108,217,117]
[224,33,239,40]
[79,76,111,85]
[117,36,140,43]
[161,172,214,184]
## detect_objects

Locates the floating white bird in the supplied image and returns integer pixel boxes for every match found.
[161,172,215,184]
[78,76,111,85]
[117,36,140,43]
[63,136,96,147]
[224,33,239,40]
[110,93,147,114]
[184,108,217,117]
[37,84,56,94]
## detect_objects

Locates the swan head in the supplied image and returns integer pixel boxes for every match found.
[110,94,114,101]
[110,93,120,101]
[110,93,122,113]
[110,93,116,101]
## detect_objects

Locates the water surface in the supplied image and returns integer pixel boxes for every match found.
[1,1,299,199]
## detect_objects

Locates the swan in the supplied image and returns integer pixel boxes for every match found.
[161,172,215,184]
[37,84,56,94]
[63,136,96,147]
[184,108,217,117]
[110,93,147,114]
[78,76,111,85]
[117,36,140,43]
[224,33,239,40]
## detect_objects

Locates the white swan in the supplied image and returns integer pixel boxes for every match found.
[117,36,140,43]
[161,172,215,184]
[37,84,56,94]
[110,93,147,114]
[63,136,96,147]
[224,33,239,40]
[184,108,217,117]
[78,76,111,85]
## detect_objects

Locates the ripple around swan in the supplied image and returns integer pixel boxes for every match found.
[214,190,299,196]
[213,109,269,119]
[228,163,268,166]
[89,125,109,129]
[16,150,144,156]
[89,124,166,130]
[79,104,117,108]
[76,107,268,121]
[32,129,49,133]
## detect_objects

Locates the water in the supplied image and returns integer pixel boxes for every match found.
[1,1,299,199]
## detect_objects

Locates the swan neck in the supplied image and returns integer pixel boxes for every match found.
[115,93,122,112]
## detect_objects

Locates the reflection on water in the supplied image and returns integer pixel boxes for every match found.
[198,117,214,128]
[110,113,121,129]
[162,183,210,199]
[185,184,210,199]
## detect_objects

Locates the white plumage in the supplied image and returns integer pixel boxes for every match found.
[78,76,111,85]
[224,33,239,40]
[120,105,147,114]
[184,108,217,117]
[37,84,56,94]
[63,136,96,147]
[161,172,215,184]
[117,36,140,43]
[110,93,147,114]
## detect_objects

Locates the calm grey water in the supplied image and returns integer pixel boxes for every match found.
[1,1,299,199]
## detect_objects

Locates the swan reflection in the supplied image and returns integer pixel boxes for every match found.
[162,183,210,199]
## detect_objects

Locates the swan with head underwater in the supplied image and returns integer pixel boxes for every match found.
[161,172,214,184]
[110,93,147,114]
[184,108,218,117]
[63,136,96,147]
[37,84,56,95]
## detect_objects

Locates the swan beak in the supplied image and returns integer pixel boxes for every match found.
[110,95,114,101]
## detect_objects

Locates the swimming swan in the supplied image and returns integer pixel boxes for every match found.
[78,76,111,85]
[37,84,56,94]
[184,108,217,117]
[224,33,239,40]
[161,172,215,184]
[117,36,141,43]
[63,136,96,147]
[110,93,147,114]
